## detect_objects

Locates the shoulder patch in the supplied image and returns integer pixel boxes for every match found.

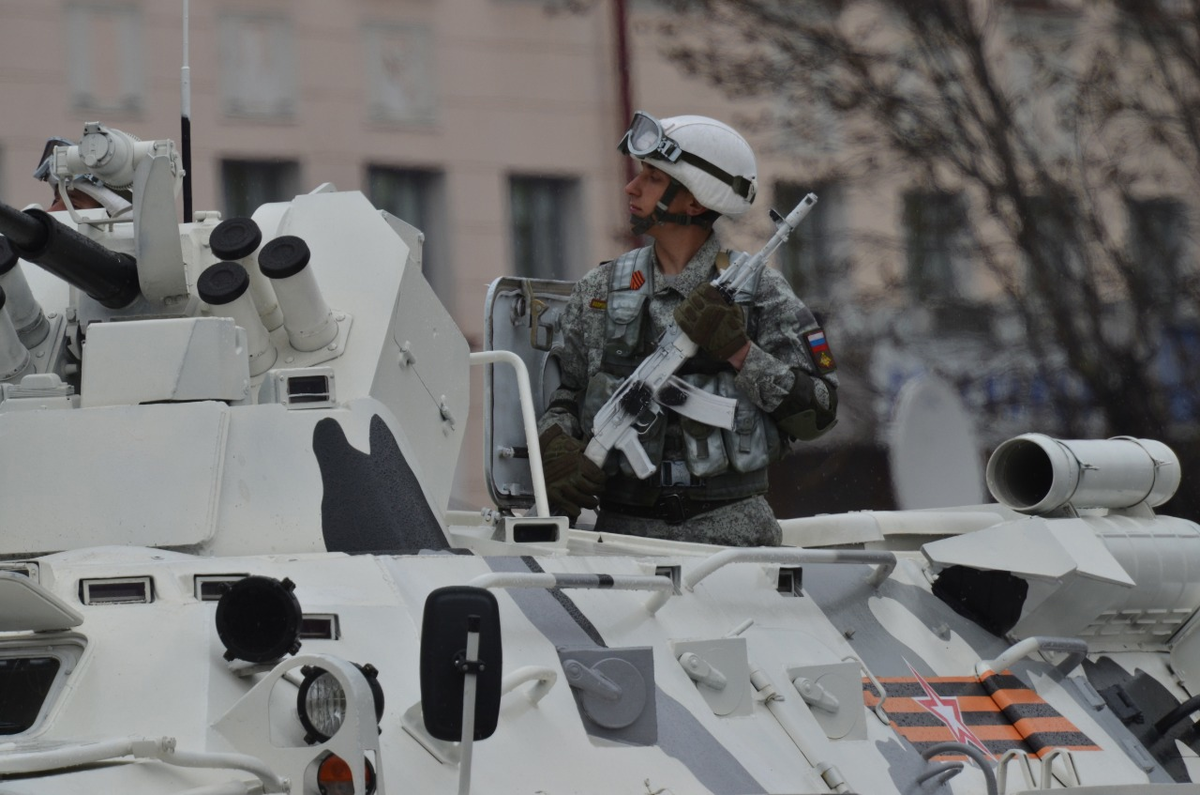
[589,298,608,310]
[804,328,836,374]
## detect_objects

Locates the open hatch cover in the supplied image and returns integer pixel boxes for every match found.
[0,571,83,632]
[483,276,573,512]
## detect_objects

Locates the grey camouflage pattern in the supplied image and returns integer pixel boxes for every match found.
[540,236,826,435]
[540,234,826,546]
[596,494,782,546]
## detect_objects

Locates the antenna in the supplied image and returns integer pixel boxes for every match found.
[181,0,193,223]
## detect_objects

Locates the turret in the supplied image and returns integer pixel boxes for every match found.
[0,200,139,309]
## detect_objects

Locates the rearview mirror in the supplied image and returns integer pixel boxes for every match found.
[419,586,502,741]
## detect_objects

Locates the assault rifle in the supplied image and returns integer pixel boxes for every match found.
[584,193,819,479]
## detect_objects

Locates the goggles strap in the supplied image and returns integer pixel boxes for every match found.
[676,151,755,202]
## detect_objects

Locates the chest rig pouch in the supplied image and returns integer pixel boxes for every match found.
[582,247,668,478]
[717,369,781,472]
[601,246,655,369]
[584,247,780,484]
[676,250,771,477]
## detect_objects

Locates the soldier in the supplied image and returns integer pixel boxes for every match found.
[33,137,131,215]
[537,112,837,546]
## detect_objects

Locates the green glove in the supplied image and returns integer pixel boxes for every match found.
[674,283,749,361]
[538,424,606,520]
[771,371,838,441]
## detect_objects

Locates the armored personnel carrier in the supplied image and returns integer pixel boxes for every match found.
[2,123,1200,795]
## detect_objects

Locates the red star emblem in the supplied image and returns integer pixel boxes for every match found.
[905,660,991,757]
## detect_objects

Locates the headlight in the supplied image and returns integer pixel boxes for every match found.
[316,752,376,795]
[296,663,384,744]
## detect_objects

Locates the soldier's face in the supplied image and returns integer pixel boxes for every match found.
[625,163,675,218]
[48,189,103,213]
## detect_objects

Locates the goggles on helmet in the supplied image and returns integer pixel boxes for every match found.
[34,136,132,216]
[33,137,105,193]
[617,111,755,203]
[33,138,74,183]
[618,111,684,164]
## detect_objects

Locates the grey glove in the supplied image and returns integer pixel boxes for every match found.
[538,425,606,520]
[674,283,749,361]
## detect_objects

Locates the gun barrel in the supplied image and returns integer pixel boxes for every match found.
[0,202,139,309]
[784,193,818,228]
[0,203,45,251]
[717,193,819,298]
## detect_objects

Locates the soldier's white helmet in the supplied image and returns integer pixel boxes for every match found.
[619,111,757,218]
[33,137,132,216]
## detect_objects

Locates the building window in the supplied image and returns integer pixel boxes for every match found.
[218,13,296,119]
[774,181,842,304]
[1003,12,1078,158]
[902,191,971,301]
[66,4,143,114]
[220,160,300,219]
[1128,197,1191,304]
[366,166,450,303]
[1023,194,1083,289]
[509,176,583,280]
[363,24,437,125]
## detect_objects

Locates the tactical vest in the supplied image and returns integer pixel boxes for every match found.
[580,246,780,505]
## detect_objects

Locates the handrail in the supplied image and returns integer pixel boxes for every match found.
[502,665,558,705]
[684,547,897,593]
[995,749,1034,794]
[1155,693,1200,736]
[175,783,262,795]
[642,548,895,615]
[921,742,997,795]
[1039,748,1079,788]
[0,736,287,792]
[917,761,962,787]
[469,349,549,517]
[977,636,1087,679]
[847,655,891,725]
[467,572,674,614]
[1036,754,1084,792]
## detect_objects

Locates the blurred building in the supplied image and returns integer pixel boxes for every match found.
[1,0,781,508]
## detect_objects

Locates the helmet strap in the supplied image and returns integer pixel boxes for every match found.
[628,178,718,235]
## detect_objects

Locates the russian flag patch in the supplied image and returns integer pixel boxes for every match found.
[804,328,836,374]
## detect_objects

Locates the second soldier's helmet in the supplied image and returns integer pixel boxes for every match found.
[619,112,757,218]
[33,136,133,215]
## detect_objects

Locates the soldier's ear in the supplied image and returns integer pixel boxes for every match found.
[683,194,709,217]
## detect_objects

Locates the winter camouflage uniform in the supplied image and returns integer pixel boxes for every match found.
[540,235,831,546]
